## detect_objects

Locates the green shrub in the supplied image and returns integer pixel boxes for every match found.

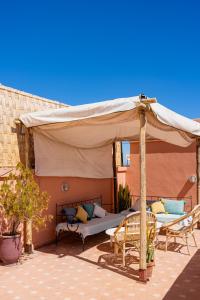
[0,163,52,235]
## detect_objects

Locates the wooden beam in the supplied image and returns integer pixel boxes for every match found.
[14,119,21,125]
[196,138,200,229]
[23,126,33,253]
[197,138,200,205]
[24,127,30,169]
[113,143,118,213]
[141,98,157,104]
[139,108,147,281]
[115,141,122,167]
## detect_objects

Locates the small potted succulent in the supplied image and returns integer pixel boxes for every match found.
[0,163,51,264]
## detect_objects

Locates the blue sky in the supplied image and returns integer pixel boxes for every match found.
[0,0,200,119]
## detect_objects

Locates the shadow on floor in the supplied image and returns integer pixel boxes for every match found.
[74,252,140,281]
[39,232,141,281]
[38,232,200,285]
[163,249,200,300]
[39,232,109,256]
[156,239,197,256]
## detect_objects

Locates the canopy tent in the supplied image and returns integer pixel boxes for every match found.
[20,96,200,178]
[19,95,200,282]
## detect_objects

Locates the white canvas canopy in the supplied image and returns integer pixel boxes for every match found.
[20,94,200,280]
[20,96,200,178]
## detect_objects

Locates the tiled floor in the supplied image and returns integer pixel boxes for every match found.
[0,230,200,300]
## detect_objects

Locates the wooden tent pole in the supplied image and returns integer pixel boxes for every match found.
[113,143,118,213]
[196,138,200,228]
[139,108,147,281]
[24,126,33,254]
[24,127,30,168]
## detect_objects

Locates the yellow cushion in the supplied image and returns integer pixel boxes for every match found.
[75,206,88,224]
[151,201,165,214]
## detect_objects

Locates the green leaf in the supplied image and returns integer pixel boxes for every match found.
[0,162,52,235]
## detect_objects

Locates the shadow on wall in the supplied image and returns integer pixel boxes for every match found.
[163,249,200,300]
[177,180,193,198]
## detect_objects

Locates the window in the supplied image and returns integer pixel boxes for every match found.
[122,142,130,166]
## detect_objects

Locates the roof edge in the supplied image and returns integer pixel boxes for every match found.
[194,118,200,123]
[0,84,69,107]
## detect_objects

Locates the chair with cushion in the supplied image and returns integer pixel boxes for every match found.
[151,198,186,224]
[132,196,191,225]
[161,204,200,254]
[114,211,157,266]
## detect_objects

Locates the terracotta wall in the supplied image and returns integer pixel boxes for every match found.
[1,140,197,248]
[33,177,113,248]
[117,167,128,187]
[126,141,197,208]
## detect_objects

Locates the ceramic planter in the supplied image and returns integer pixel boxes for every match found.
[0,234,22,264]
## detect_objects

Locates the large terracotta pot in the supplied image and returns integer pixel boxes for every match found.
[0,234,22,264]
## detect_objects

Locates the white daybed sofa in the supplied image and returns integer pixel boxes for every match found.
[56,196,129,249]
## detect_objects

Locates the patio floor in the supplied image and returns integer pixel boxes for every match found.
[0,230,200,300]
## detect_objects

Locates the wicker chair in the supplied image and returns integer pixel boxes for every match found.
[161,204,200,254]
[114,212,157,266]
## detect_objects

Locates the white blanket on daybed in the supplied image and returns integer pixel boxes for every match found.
[56,212,128,239]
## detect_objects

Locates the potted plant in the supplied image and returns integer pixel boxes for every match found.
[118,184,132,212]
[146,225,156,278]
[0,163,51,264]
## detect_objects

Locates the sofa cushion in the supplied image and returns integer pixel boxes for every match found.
[75,206,88,224]
[61,207,77,224]
[151,201,165,214]
[92,201,102,217]
[83,203,94,219]
[156,213,186,224]
[93,204,106,218]
[132,199,140,211]
[162,199,185,215]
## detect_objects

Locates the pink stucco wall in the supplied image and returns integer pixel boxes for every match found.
[117,167,128,187]
[1,140,197,248]
[33,177,113,248]
[126,141,197,208]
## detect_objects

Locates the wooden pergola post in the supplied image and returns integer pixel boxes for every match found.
[139,106,147,282]
[24,126,33,254]
[113,143,118,213]
[196,138,200,228]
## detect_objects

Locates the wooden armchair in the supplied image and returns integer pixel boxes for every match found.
[114,211,156,266]
[161,204,200,254]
